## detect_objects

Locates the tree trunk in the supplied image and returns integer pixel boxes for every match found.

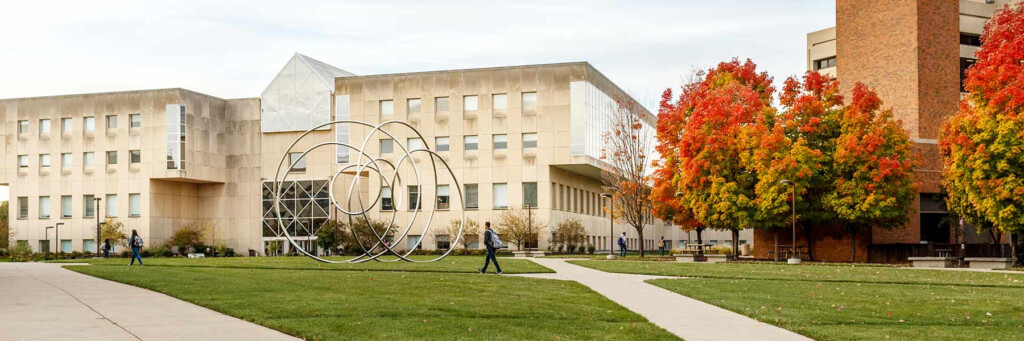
[774,228,779,262]
[638,228,645,258]
[732,229,740,257]
[696,228,704,258]
[850,227,857,263]
[1011,232,1018,266]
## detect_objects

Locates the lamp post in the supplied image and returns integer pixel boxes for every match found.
[523,204,533,253]
[55,222,64,259]
[779,180,800,264]
[601,193,614,259]
[94,197,102,257]
[44,226,54,260]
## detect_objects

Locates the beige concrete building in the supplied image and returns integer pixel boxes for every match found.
[5,54,750,255]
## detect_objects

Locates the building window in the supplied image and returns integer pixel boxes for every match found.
[523,133,538,148]
[61,153,72,168]
[17,120,28,134]
[336,95,351,164]
[436,137,450,152]
[106,151,117,165]
[39,119,51,134]
[435,234,450,249]
[408,235,423,250]
[961,58,977,92]
[493,183,508,209]
[129,193,141,217]
[493,134,508,149]
[465,184,479,209]
[17,197,28,219]
[130,114,141,128]
[493,94,507,110]
[408,99,421,114]
[166,105,185,170]
[130,150,141,164]
[435,97,449,112]
[106,115,117,129]
[960,33,982,47]
[437,185,450,210]
[381,187,394,211]
[62,118,72,132]
[39,154,50,168]
[106,194,117,217]
[288,152,306,172]
[259,181,331,238]
[380,139,394,153]
[463,95,478,111]
[464,136,478,150]
[522,92,538,109]
[83,152,94,166]
[408,138,424,151]
[84,195,95,218]
[814,56,836,70]
[380,100,394,116]
[61,196,72,218]
[408,185,421,211]
[39,196,51,219]
[523,182,538,208]
[84,117,95,131]
[18,155,28,168]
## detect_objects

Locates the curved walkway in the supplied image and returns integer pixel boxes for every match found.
[0,262,297,341]
[517,258,811,341]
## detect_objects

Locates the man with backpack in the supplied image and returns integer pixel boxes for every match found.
[479,222,502,274]
[128,229,144,266]
[617,232,627,257]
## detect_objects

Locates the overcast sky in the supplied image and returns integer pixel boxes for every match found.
[0,0,836,200]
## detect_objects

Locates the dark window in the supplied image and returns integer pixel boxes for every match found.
[959,33,982,47]
[408,185,420,210]
[960,58,977,92]
[814,56,836,70]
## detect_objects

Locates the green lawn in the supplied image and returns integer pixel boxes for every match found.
[63,257,677,340]
[571,260,1024,340]
[51,255,553,274]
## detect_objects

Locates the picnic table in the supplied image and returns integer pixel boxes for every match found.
[769,245,807,260]
[677,244,711,255]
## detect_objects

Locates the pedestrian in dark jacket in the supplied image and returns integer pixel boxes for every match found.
[102,239,111,258]
[128,230,143,266]
[479,222,502,274]
[617,232,627,257]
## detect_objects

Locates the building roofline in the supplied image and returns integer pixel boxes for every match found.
[337,61,591,80]
[0,88,253,102]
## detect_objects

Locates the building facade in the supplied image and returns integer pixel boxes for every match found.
[4,55,751,255]
[753,0,1019,262]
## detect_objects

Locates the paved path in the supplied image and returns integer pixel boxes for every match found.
[517,258,811,341]
[0,262,298,341]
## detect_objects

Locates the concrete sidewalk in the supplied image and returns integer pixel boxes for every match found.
[517,258,811,341]
[0,262,298,341]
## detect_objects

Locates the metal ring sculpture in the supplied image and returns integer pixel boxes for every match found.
[272,120,464,263]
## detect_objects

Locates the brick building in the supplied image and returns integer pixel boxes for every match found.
[753,0,1019,262]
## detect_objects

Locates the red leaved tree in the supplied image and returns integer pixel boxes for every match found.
[940,3,1024,261]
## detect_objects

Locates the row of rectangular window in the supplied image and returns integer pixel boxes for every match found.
[17,114,142,135]
[380,92,538,116]
[18,151,142,168]
[16,194,140,219]
[378,133,537,153]
[379,182,538,211]
[554,183,606,217]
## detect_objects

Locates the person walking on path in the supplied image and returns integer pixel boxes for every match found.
[658,237,666,256]
[479,222,502,274]
[101,239,111,258]
[128,230,144,266]
[617,232,627,257]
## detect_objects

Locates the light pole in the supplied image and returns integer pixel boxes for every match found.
[55,222,64,259]
[44,226,54,260]
[523,204,533,252]
[601,193,614,259]
[94,197,102,257]
[780,180,800,264]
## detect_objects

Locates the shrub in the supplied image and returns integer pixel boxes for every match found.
[587,244,596,254]
[148,244,174,258]
[709,245,732,255]
[168,222,208,252]
[0,248,9,257]
[10,242,32,262]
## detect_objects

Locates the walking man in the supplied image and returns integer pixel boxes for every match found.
[479,222,502,274]
[128,230,144,266]
[617,232,627,257]
[102,239,111,258]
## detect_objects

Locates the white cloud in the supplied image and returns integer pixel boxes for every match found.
[0,0,835,110]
